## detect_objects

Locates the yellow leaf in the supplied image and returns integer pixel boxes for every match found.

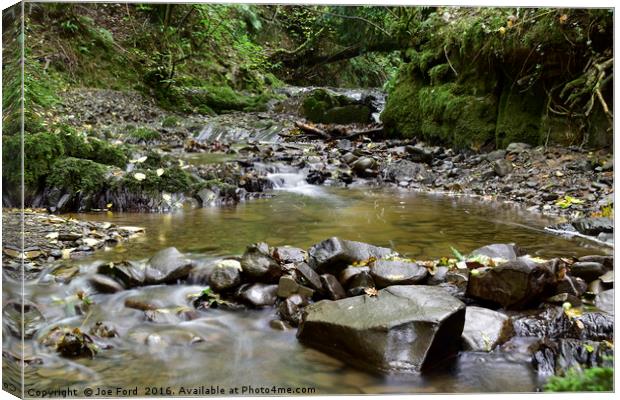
[156,168,164,176]
[133,173,146,181]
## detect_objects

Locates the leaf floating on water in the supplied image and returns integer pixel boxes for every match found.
[156,168,164,176]
[133,172,146,181]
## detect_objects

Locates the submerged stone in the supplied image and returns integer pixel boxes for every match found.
[462,306,513,352]
[145,247,193,284]
[297,285,466,374]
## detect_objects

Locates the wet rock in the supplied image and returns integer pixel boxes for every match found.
[465,260,556,309]
[276,275,314,299]
[513,307,613,341]
[462,307,513,351]
[352,157,377,176]
[145,247,194,284]
[241,242,282,282]
[382,160,433,184]
[595,289,614,315]
[534,339,613,376]
[369,259,428,288]
[571,217,613,236]
[493,159,513,177]
[89,321,118,338]
[308,237,393,273]
[50,264,80,283]
[555,276,587,297]
[89,274,126,294]
[427,266,449,285]
[237,283,278,307]
[338,265,370,286]
[545,293,582,307]
[269,319,290,331]
[209,260,242,292]
[297,285,466,374]
[3,301,46,339]
[273,246,306,264]
[346,271,375,296]
[295,262,323,291]
[41,327,98,359]
[320,274,346,300]
[578,255,613,269]
[470,243,523,261]
[187,260,217,285]
[569,261,607,282]
[278,294,309,326]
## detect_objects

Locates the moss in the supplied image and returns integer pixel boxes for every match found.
[324,105,372,124]
[544,365,613,392]
[161,116,180,128]
[382,65,497,149]
[495,85,546,148]
[119,166,198,194]
[128,127,161,144]
[299,89,363,123]
[47,157,109,194]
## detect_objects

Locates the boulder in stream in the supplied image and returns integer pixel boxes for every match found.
[462,306,513,351]
[145,247,194,284]
[308,237,394,273]
[241,242,282,282]
[209,260,242,292]
[465,260,556,309]
[297,285,466,374]
[369,259,428,288]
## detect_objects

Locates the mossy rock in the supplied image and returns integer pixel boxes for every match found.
[495,86,545,148]
[324,105,372,124]
[46,157,109,195]
[128,127,161,144]
[300,89,368,124]
[119,166,198,194]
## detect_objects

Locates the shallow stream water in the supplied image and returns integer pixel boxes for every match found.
[5,185,609,396]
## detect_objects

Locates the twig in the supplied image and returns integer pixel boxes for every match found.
[444,46,458,76]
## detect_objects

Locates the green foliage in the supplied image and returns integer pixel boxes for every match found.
[120,166,198,194]
[47,157,109,194]
[128,127,161,143]
[161,116,180,128]
[544,365,613,392]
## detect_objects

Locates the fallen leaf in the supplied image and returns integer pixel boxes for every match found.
[156,168,164,176]
[133,172,146,181]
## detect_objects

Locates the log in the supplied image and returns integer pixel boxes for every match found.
[294,121,331,140]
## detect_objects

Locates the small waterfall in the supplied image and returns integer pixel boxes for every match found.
[258,163,325,197]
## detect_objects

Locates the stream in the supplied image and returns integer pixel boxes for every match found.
[3,87,611,396]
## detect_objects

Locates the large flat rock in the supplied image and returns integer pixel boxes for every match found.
[297,285,465,374]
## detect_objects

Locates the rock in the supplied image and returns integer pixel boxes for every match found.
[346,271,375,296]
[595,289,614,315]
[209,260,242,292]
[493,159,513,177]
[41,326,98,359]
[555,276,587,297]
[89,274,125,294]
[277,275,300,298]
[278,294,308,326]
[427,266,449,285]
[599,270,613,285]
[295,262,323,291]
[545,293,582,307]
[187,260,217,285]
[382,160,433,184]
[405,146,433,164]
[534,339,613,376]
[324,105,372,124]
[470,243,523,261]
[241,242,282,282]
[369,259,428,288]
[601,158,613,172]
[272,246,306,264]
[486,150,506,161]
[320,274,346,300]
[338,265,370,286]
[506,143,531,153]
[58,232,81,241]
[145,247,193,284]
[570,262,607,282]
[465,260,556,309]
[513,307,613,341]
[571,217,613,236]
[89,321,118,338]
[578,255,613,269]
[297,285,466,374]
[3,301,46,339]
[269,319,289,331]
[237,283,278,307]
[462,307,513,351]
[351,157,377,176]
[308,237,393,273]
[97,261,145,288]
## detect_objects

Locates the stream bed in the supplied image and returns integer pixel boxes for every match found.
[4,185,609,395]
